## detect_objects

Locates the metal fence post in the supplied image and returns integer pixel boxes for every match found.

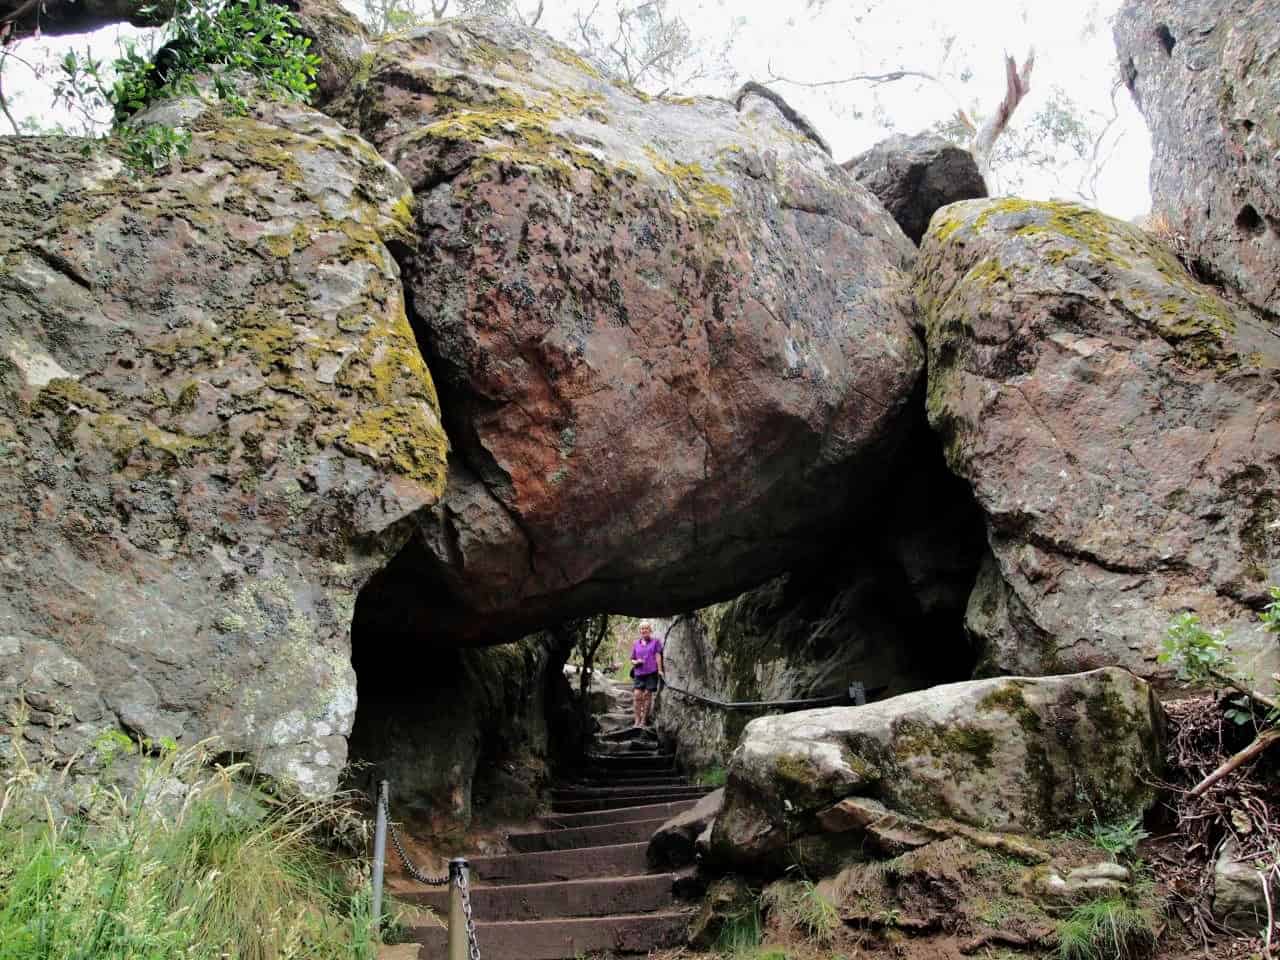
[371,780,388,933]
[448,858,469,960]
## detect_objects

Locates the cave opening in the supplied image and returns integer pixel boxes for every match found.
[344,534,578,823]
[650,405,990,768]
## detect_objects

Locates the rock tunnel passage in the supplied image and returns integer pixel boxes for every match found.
[345,401,989,817]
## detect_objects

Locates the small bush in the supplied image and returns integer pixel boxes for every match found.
[52,0,319,171]
[0,739,379,960]
[696,766,728,788]
[1088,815,1149,861]
[1056,896,1158,960]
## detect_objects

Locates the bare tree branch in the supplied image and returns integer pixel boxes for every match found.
[765,60,943,90]
[0,48,19,136]
[1074,75,1123,205]
[972,49,1034,173]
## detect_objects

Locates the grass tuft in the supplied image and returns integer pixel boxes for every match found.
[1056,895,1158,960]
[762,879,842,947]
[0,739,383,960]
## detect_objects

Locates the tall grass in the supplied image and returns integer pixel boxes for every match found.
[0,739,380,960]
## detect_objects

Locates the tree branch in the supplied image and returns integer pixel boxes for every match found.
[0,47,18,136]
[1209,666,1280,713]
[1189,728,1280,797]
[765,60,943,89]
[972,49,1034,173]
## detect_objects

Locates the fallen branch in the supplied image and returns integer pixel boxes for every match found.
[1190,728,1280,797]
[1210,667,1280,713]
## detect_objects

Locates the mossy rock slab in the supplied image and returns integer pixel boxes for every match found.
[0,99,446,796]
[330,17,924,646]
[916,197,1280,684]
[709,668,1163,872]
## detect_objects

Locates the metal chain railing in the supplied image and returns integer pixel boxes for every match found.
[379,788,450,886]
[458,864,482,960]
[373,781,481,960]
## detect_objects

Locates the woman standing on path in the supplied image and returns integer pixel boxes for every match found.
[630,622,664,728]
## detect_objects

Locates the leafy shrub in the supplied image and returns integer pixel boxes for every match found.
[696,765,728,788]
[1158,612,1233,684]
[0,739,379,960]
[53,0,319,171]
[1087,815,1148,861]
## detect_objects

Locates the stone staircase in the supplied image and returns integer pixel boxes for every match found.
[390,698,709,959]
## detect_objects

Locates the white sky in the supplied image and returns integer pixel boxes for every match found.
[2,0,1152,218]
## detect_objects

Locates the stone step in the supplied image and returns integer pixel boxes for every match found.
[395,872,676,922]
[536,798,699,830]
[584,752,675,770]
[560,774,690,790]
[552,784,709,802]
[551,793,702,813]
[507,817,667,852]
[596,726,661,744]
[570,766,686,782]
[470,842,649,884]
[408,910,692,959]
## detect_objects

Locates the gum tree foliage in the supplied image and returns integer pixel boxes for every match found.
[355,0,738,94]
[772,0,1127,201]
[3,0,318,168]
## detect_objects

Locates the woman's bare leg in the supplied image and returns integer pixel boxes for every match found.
[633,687,643,727]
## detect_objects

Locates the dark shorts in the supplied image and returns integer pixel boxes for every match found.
[633,672,660,692]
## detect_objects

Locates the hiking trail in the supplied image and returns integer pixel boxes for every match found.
[386,681,710,958]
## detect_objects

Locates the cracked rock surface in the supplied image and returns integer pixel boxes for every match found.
[334,19,924,644]
[0,100,447,794]
[1116,0,1280,318]
[917,198,1280,682]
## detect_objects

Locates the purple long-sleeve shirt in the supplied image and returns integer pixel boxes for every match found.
[631,636,663,676]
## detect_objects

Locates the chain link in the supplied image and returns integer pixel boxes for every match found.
[378,788,481,958]
[379,791,449,886]
[459,865,482,960]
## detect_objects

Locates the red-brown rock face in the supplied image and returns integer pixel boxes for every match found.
[335,20,925,643]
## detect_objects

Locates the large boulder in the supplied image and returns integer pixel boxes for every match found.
[333,19,924,645]
[917,198,1280,681]
[710,668,1163,872]
[844,133,988,245]
[1115,0,1280,317]
[0,101,447,794]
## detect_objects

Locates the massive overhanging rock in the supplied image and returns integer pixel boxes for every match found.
[917,198,1280,682]
[1115,0,1280,317]
[334,19,924,644]
[0,100,447,795]
[709,668,1163,873]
